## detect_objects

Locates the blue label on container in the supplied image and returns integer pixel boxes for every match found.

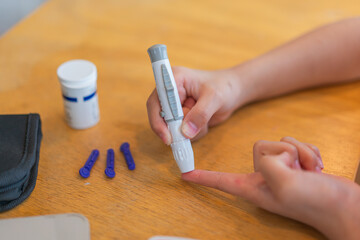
[63,95,77,102]
[62,91,96,102]
[83,91,96,101]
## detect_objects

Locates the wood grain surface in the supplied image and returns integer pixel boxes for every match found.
[0,0,359,239]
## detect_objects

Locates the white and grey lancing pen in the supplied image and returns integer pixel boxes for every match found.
[147,44,195,173]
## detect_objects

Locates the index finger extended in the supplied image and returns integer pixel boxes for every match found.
[181,170,265,202]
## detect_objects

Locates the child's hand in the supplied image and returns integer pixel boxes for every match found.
[146,66,242,144]
[182,137,360,240]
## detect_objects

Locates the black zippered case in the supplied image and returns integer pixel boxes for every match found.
[0,114,42,212]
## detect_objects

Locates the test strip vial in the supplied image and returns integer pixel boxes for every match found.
[57,59,100,129]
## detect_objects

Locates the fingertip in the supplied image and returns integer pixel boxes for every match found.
[182,121,199,139]
[191,127,208,142]
[292,160,302,170]
[315,166,322,173]
[280,136,294,142]
[280,137,322,172]
[303,142,324,169]
[181,169,200,182]
[318,158,324,169]
[159,131,172,145]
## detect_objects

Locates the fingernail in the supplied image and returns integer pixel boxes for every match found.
[318,157,324,169]
[315,166,322,173]
[182,121,198,138]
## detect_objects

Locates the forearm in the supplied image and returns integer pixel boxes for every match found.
[309,178,360,240]
[231,17,360,107]
[337,184,360,240]
[279,174,360,240]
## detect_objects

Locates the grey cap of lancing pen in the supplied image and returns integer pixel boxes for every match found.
[147,44,168,63]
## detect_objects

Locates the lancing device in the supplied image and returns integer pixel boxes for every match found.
[147,44,195,173]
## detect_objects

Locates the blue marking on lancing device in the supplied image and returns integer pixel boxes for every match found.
[63,95,77,102]
[83,91,96,101]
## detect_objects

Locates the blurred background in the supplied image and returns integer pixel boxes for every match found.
[0,0,47,36]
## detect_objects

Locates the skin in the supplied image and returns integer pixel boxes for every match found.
[146,18,360,239]
[182,138,360,240]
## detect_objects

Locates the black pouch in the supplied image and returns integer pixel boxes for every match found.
[0,114,42,212]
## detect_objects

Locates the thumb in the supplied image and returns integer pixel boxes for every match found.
[181,91,221,139]
[258,152,295,198]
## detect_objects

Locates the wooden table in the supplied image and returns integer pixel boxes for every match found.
[0,0,359,239]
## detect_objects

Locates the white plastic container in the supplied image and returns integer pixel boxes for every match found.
[57,59,100,129]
